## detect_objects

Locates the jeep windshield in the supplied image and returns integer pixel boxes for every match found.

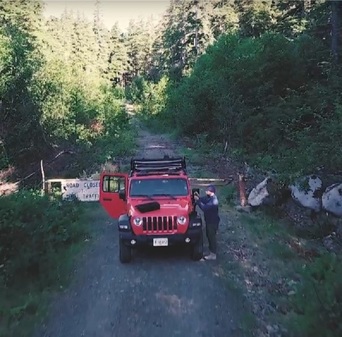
[130,178,188,197]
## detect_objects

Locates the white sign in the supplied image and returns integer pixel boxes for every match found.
[61,179,100,201]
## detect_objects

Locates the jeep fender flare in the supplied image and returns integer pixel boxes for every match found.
[118,214,131,231]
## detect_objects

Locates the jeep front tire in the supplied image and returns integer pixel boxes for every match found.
[119,239,132,263]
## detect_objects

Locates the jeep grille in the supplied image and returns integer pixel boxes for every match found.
[142,216,177,233]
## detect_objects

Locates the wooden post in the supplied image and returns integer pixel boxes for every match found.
[40,160,46,195]
[238,173,247,207]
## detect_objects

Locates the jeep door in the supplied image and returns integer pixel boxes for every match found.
[100,173,128,218]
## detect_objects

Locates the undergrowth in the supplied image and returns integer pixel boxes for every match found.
[239,211,341,337]
[138,103,341,337]
[0,191,89,337]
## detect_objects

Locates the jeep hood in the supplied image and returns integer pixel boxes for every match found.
[128,198,190,216]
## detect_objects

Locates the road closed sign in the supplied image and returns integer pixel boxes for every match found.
[61,179,100,201]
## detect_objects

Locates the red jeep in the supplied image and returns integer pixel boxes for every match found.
[100,156,203,263]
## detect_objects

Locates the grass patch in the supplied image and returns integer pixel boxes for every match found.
[238,210,342,337]
[219,185,238,206]
[240,211,291,240]
[267,241,297,260]
[239,311,258,337]
[283,253,342,337]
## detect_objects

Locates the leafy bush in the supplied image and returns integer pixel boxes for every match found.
[0,191,87,336]
[139,76,169,116]
[152,32,341,176]
[125,76,149,103]
[289,254,342,337]
[0,191,85,286]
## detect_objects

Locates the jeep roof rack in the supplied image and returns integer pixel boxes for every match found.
[130,156,186,175]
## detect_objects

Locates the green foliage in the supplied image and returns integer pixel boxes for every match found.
[237,0,278,38]
[0,191,85,285]
[289,254,342,337]
[0,21,47,165]
[240,210,342,337]
[152,31,341,175]
[125,76,148,102]
[219,185,237,206]
[156,0,217,80]
[0,5,137,170]
[139,76,169,115]
[0,190,87,335]
[125,19,156,79]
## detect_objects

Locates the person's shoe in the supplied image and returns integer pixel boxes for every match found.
[205,253,217,260]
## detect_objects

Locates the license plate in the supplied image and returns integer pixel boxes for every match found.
[153,238,168,246]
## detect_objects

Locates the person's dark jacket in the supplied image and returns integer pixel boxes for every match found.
[196,195,220,227]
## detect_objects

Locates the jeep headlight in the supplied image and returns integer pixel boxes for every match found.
[177,216,187,225]
[133,217,143,226]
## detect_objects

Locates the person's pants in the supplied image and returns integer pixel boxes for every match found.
[206,224,217,254]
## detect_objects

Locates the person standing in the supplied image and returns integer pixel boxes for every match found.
[194,185,220,260]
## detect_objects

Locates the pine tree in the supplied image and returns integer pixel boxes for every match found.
[157,0,214,80]
[93,0,111,77]
[210,0,239,38]
[125,18,156,78]
[235,0,278,37]
[108,22,128,85]
[0,0,47,164]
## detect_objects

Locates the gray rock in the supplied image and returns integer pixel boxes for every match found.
[322,183,342,217]
[337,222,342,238]
[290,175,322,212]
[323,233,341,253]
[248,177,289,207]
[248,177,274,207]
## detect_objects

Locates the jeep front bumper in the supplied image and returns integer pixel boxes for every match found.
[119,227,202,247]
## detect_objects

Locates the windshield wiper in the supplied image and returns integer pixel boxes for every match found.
[151,193,177,200]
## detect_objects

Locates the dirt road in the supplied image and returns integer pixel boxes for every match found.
[34,122,251,337]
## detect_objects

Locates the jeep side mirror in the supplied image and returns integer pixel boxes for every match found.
[192,188,200,197]
[119,189,126,201]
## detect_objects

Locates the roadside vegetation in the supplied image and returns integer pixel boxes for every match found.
[122,1,342,336]
[1,1,341,337]
[0,2,136,177]
[0,2,136,336]
[228,210,342,337]
[177,143,342,337]
[0,192,87,337]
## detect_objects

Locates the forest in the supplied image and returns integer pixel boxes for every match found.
[0,1,341,337]
[136,0,342,176]
[1,1,341,176]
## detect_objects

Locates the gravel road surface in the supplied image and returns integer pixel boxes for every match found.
[34,123,249,337]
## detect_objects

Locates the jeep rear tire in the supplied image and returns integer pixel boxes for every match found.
[191,233,203,261]
[119,239,132,263]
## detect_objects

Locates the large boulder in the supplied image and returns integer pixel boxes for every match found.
[248,177,275,207]
[322,183,342,217]
[290,175,323,212]
[0,182,18,196]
